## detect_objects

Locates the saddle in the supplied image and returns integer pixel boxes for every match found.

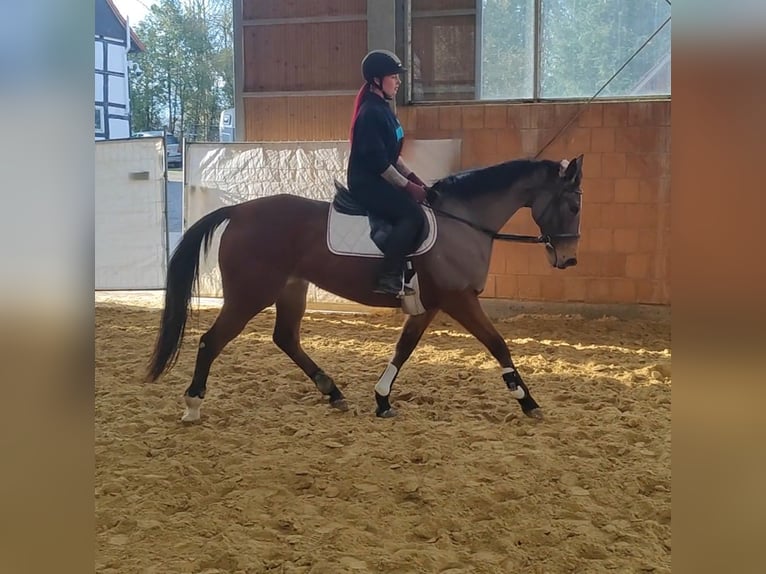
[326,183,437,316]
[328,183,436,257]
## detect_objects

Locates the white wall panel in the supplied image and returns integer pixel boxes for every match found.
[95,138,167,289]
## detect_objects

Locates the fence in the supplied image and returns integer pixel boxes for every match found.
[95,138,461,299]
[183,139,462,302]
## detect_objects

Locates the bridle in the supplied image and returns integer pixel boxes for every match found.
[426,188,581,248]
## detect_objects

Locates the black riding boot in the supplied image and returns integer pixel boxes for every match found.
[373,270,414,296]
[372,211,422,297]
[373,260,414,296]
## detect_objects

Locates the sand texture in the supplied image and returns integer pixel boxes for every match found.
[96,297,670,573]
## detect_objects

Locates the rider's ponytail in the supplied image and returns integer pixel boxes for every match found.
[348,83,369,144]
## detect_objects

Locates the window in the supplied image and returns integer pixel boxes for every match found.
[539,0,671,99]
[480,0,535,100]
[95,107,104,132]
[410,2,477,101]
[409,0,671,102]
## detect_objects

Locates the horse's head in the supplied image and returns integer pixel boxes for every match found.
[531,155,583,269]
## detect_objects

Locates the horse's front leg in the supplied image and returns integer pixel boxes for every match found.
[441,292,543,419]
[375,309,439,418]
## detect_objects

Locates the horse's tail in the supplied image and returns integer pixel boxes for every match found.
[145,206,233,382]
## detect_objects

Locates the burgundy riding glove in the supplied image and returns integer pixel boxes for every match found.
[407,172,426,187]
[404,180,427,203]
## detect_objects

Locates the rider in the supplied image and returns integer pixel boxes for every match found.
[347,49,428,296]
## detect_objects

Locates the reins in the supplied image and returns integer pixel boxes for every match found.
[426,205,555,244]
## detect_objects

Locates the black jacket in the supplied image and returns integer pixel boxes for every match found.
[347,91,404,188]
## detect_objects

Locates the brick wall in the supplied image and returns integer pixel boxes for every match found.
[398,100,671,306]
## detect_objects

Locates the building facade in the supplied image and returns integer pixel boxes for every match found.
[95,0,145,140]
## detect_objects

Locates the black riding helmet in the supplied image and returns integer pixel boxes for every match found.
[362,49,406,86]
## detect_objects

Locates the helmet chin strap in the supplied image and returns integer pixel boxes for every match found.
[371,79,393,100]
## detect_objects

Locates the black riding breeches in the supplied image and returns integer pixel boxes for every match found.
[349,178,425,273]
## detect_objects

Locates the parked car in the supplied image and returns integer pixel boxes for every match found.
[133,130,182,168]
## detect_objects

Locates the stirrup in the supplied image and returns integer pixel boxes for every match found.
[373,274,414,297]
[372,284,414,297]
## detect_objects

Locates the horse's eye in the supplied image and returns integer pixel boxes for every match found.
[570,204,580,215]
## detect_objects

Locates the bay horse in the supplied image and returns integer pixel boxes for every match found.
[146,155,583,422]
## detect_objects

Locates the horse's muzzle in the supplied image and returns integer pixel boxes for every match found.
[558,257,577,269]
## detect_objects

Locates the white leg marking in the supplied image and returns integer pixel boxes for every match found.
[181,395,203,422]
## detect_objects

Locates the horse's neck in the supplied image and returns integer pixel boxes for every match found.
[439,184,532,233]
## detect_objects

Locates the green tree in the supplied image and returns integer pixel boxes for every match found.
[539,0,671,98]
[129,0,233,140]
[481,0,535,99]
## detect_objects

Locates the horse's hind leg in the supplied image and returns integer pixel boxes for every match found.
[183,297,274,422]
[272,277,348,411]
[374,309,438,418]
[440,292,543,419]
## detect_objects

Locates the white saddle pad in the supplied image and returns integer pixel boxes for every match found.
[326,205,437,258]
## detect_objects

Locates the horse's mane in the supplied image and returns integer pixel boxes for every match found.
[431,158,558,198]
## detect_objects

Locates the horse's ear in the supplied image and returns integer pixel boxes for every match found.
[561,154,584,183]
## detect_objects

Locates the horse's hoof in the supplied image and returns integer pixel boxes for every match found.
[376,407,398,418]
[182,395,203,422]
[181,411,201,423]
[330,398,349,411]
[524,408,544,420]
